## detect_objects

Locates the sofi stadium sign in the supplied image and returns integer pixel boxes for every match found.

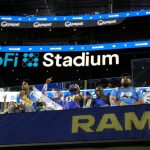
[0,52,119,68]
[1,40,150,68]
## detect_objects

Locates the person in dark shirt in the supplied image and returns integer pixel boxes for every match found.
[92,86,110,107]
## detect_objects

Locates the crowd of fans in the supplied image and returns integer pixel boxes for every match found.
[0,73,148,114]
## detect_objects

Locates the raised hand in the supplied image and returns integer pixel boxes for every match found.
[46,77,53,84]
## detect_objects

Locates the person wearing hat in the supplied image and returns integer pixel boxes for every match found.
[110,73,144,106]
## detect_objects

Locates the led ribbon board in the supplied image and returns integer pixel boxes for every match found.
[0,9,150,28]
[0,40,150,52]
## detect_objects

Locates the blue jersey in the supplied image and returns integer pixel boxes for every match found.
[52,98,64,108]
[63,92,83,109]
[110,87,144,105]
[93,97,109,107]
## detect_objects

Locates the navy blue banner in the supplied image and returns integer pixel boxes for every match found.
[0,104,150,146]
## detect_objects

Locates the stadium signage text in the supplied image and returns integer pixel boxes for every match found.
[72,111,150,133]
[36,18,48,21]
[33,22,52,28]
[0,52,119,68]
[97,19,117,26]
[1,21,20,27]
[0,53,18,67]
[43,52,119,67]
[65,21,84,27]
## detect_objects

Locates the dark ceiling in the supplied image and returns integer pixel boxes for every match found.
[0,0,149,16]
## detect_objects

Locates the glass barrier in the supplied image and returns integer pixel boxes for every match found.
[0,75,148,114]
[132,58,150,87]
[132,58,150,104]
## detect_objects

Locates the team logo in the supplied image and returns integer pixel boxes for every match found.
[22,53,39,67]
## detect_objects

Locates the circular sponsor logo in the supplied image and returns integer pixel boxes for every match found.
[64,21,83,27]
[97,20,105,26]
[1,21,7,27]
[33,22,52,28]
[97,19,117,26]
[65,21,71,27]
[1,21,20,27]
[33,22,40,28]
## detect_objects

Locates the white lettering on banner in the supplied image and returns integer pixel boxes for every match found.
[1,21,20,27]
[33,22,52,28]
[50,47,62,50]
[146,11,150,15]
[135,43,148,46]
[37,18,48,21]
[72,17,83,20]
[97,19,117,26]
[1,17,12,20]
[42,52,119,67]
[9,48,20,51]
[92,46,104,49]
[108,14,119,18]
[65,21,84,27]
